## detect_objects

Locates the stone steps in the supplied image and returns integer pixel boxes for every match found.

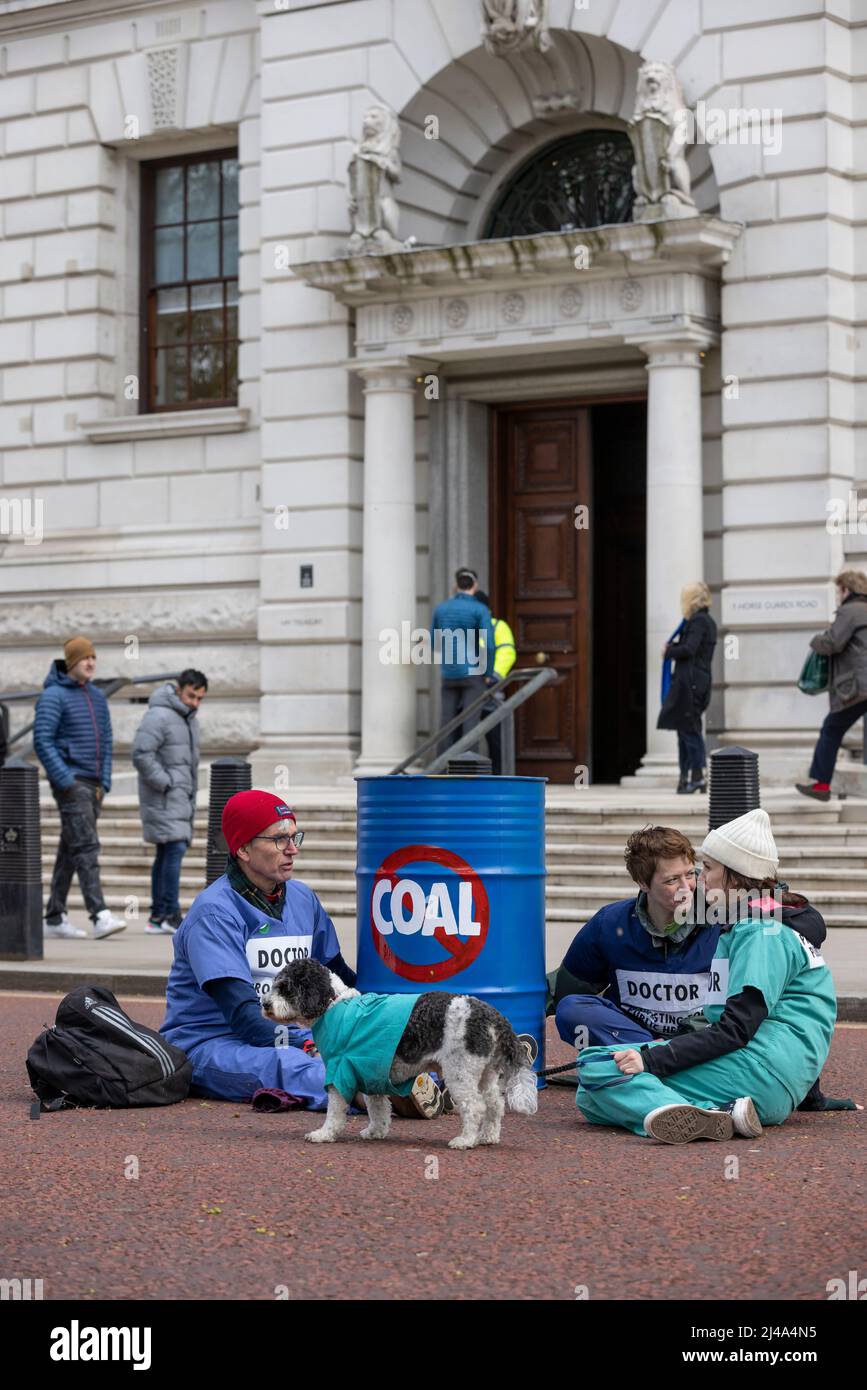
[41,791,867,928]
[63,876,867,927]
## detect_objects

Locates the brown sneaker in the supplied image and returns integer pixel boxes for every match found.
[644,1103,733,1144]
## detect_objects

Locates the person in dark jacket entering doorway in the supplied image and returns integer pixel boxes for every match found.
[431,568,495,756]
[132,670,208,934]
[33,636,126,941]
[657,581,717,793]
[797,570,867,801]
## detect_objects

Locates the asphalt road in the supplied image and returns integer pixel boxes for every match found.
[3,993,865,1302]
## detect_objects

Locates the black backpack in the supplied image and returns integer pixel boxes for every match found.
[26,984,193,1110]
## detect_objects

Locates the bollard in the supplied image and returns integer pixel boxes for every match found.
[708,746,760,831]
[0,760,43,959]
[446,752,492,776]
[205,757,251,885]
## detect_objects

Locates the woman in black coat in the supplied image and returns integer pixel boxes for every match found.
[658,581,717,794]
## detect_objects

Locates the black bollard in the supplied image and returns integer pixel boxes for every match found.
[206,757,252,885]
[447,752,493,776]
[0,760,43,959]
[708,746,760,831]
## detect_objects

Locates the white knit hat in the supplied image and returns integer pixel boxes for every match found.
[700,808,779,881]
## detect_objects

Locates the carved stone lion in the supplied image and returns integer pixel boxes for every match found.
[482,0,551,56]
[628,60,697,221]
[347,104,411,254]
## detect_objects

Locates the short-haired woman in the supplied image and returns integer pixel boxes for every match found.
[551,824,710,1051]
[797,569,867,801]
[657,581,717,794]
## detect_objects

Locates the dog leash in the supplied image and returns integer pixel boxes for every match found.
[538,1049,625,1081]
[538,1061,580,1078]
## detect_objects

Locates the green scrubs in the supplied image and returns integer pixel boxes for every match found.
[576,918,836,1136]
[312,992,419,1103]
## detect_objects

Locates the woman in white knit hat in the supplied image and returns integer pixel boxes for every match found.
[574,808,839,1143]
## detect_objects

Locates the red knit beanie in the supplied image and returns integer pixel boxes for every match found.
[221,790,295,857]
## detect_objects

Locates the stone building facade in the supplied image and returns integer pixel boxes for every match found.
[0,0,864,789]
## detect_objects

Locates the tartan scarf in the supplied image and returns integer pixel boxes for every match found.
[225,855,285,920]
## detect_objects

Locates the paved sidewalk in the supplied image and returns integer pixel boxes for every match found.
[4,911,866,1014]
[3,999,864,1301]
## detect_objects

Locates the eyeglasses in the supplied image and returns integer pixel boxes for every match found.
[253,831,304,851]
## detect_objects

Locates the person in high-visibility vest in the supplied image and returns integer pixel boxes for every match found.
[475,591,516,774]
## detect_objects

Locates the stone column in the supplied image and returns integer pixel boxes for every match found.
[354,361,418,775]
[626,339,708,784]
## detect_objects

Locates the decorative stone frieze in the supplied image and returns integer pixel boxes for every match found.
[293,220,741,364]
[146,46,181,129]
[0,592,258,645]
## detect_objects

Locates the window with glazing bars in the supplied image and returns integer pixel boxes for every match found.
[141,151,239,411]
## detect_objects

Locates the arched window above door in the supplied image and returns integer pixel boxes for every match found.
[484,129,635,238]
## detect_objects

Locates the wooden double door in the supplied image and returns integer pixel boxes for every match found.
[490,398,647,784]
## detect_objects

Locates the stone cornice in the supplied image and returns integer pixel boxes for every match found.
[80,406,249,444]
[292,218,743,304]
[0,0,178,37]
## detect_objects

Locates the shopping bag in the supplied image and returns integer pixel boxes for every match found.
[797,650,829,696]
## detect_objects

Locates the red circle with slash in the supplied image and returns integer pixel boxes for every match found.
[370,844,489,982]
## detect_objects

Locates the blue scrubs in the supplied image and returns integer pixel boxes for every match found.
[162,873,341,1108]
[555,994,656,1050]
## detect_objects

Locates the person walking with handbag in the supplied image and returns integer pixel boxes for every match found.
[132,670,208,933]
[797,570,867,801]
[657,581,717,794]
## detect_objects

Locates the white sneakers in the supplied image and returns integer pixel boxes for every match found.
[644,1097,763,1144]
[145,919,177,935]
[92,910,127,941]
[43,914,86,940]
[725,1096,765,1138]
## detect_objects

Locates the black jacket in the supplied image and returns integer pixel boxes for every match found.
[657,607,717,733]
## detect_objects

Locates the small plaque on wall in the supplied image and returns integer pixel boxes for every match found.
[300,565,313,589]
[722,584,835,626]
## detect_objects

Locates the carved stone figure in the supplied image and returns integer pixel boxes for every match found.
[347,105,410,254]
[532,92,582,118]
[482,0,551,56]
[628,61,697,222]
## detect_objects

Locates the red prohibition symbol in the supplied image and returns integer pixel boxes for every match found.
[369,844,490,983]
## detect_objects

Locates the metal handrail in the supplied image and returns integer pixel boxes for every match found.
[0,671,184,754]
[390,665,560,775]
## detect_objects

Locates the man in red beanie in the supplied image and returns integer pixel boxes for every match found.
[160,790,354,1108]
[162,789,444,1117]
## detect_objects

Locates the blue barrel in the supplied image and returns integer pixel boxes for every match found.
[356,775,547,1080]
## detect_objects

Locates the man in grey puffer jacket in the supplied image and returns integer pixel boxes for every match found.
[132,669,208,933]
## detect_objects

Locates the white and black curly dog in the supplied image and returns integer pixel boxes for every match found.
[263,958,538,1149]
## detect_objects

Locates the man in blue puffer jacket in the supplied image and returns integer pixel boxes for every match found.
[431,568,496,756]
[34,636,126,941]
